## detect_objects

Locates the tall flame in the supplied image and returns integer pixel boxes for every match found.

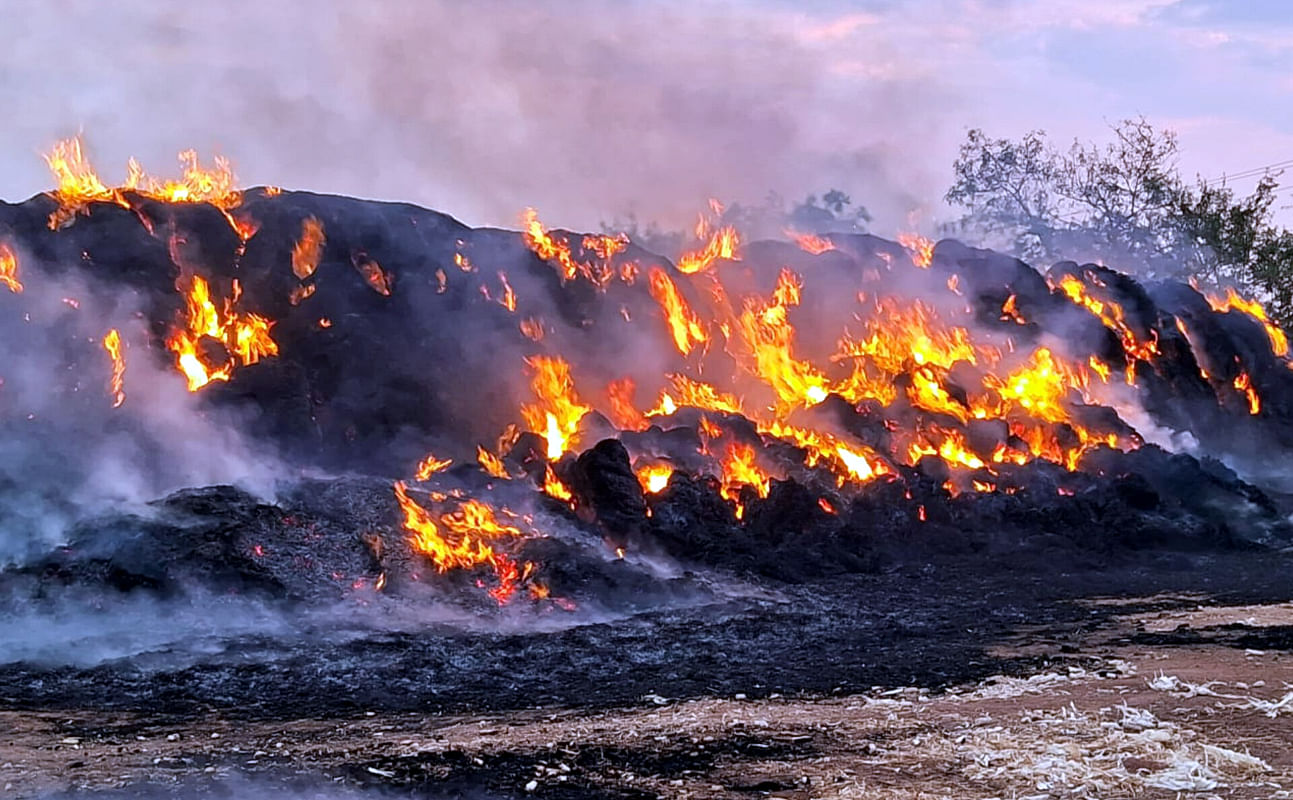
[647,267,708,356]
[520,356,590,459]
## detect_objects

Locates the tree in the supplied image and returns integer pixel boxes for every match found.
[945,118,1293,319]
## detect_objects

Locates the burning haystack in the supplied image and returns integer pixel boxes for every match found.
[0,136,1290,613]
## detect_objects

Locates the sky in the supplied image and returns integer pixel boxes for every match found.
[2,0,1292,235]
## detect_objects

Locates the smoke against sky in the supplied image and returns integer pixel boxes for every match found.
[1,0,1292,233]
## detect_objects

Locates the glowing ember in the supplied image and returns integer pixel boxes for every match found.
[520,317,545,341]
[352,253,392,295]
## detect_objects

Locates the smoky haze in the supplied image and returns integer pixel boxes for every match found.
[0,0,953,234]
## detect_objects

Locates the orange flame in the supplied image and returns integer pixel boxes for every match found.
[787,230,835,255]
[43,136,240,229]
[542,466,574,502]
[291,217,326,280]
[1000,294,1026,324]
[520,356,590,460]
[0,242,21,294]
[584,232,628,267]
[393,482,535,604]
[415,453,453,481]
[719,442,770,517]
[733,268,829,408]
[635,463,674,494]
[1234,372,1260,415]
[677,206,740,274]
[497,271,517,312]
[647,267,708,356]
[1206,287,1288,357]
[1056,273,1158,364]
[606,377,649,432]
[103,328,125,408]
[896,233,934,268]
[165,275,278,391]
[522,208,579,282]
[477,445,511,479]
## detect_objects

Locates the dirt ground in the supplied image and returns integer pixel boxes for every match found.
[4,589,1292,799]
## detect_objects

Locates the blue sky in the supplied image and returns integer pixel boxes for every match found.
[2,0,1291,232]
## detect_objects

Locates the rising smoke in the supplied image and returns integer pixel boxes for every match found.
[0,0,954,234]
[0,243,284,563]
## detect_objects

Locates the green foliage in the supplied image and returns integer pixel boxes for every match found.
[946,118,1293,320]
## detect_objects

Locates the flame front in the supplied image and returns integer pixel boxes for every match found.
[492,203,1162,499]
[1206,287,1288,357]
[393,482,539,604]
[43,135,240,230]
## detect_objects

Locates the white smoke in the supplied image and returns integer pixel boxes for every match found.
[0,0,957,235]
[0,243,286,562]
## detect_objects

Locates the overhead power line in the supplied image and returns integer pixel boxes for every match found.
[1201,158,1293,187]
